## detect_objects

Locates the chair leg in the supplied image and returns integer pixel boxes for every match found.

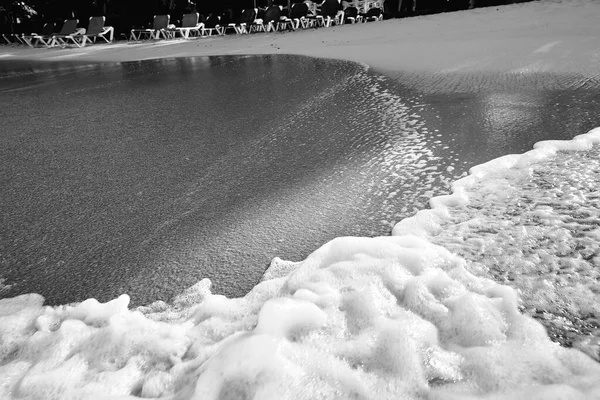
[284,21,294,31]
[10,34,22,44]
[68,36,83,47]
[101,27,114,42]
[21,36,34,48]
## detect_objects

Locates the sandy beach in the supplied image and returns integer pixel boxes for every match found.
[2,0,600,311]
[3,0,600,85]
[3,2,600,398]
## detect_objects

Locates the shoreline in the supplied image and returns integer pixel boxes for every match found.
[2,3,600,396]
[1,0,599,80]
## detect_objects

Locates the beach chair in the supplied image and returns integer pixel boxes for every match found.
[130,15,171,41]
[173,13,203,38]
[21,22,55,47]
[343,6,359,23]
[362,6,383,21]
[325,11,344,27]
[249,8,267,33]
[290,3,311,29]
[304,2,325,27]
[80,17,114,46]
[2,33,20,45]
[276,7,295,31]
[215,12,237,35]
[217,25,233,35]
[264,5,287,32]
[49,19,84,47]
[4,25,39,46]
[317,0,345,27]
[201,14,219,36]
[227,8,256,34]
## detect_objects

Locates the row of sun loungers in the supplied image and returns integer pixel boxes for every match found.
[128,3,384,43]
[4,1,382,49]
[7,16,114,48]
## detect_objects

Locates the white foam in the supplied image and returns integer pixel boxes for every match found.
[2,130,600,399]
[393,126,600,360]
[2,236,600,398]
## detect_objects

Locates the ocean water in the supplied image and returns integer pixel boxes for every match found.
[2,55,599,308]
[1,133,600,398]
[1,55,600,398]
[0,55,471,306]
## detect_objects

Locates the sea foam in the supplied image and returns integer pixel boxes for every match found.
[2,130,600,399]
[394,127,600,360]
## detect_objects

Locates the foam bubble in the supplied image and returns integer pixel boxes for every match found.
[2,234,600,399]
[3,129,600,399]
[393,127,600,360]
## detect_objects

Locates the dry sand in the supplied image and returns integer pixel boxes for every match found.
[2,0,600,80]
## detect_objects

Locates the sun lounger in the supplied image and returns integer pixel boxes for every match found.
[264,5,285,32]
[2,33,30,45]
[173,13,203,39]
[290,3,311,29]
[304,2,326,28]
[1,34,15,44]
[249,9,266,33]
[215,12,237,35]
[317,0,345,27]
[49,19,84,47]
[277,17,294,31]
[324,12,344,27]
[225,8,256,35]
[201,14,220,36]
[362,6,383,21]
[215,23,236,36]
[130,15,171,41]
[21,23,55,47]
[240,8,258,34]
[343,6,360,23]
[79,17,114,46]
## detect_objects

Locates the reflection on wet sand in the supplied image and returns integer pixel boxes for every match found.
[1,55,599,308]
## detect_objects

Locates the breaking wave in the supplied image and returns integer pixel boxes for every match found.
[1,129,600,399]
